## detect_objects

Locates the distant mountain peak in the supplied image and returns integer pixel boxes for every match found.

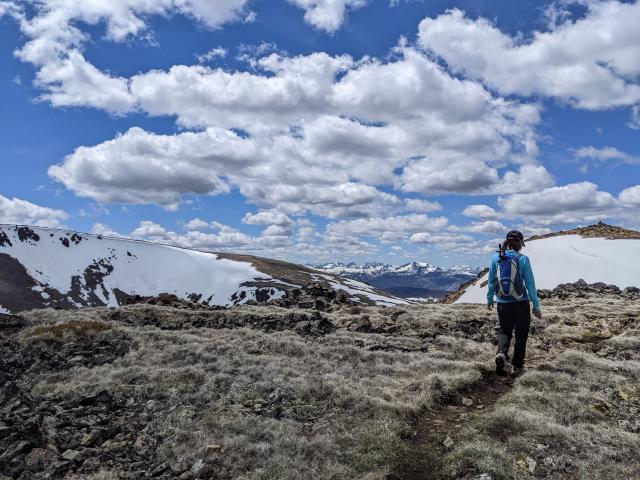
[308,261,482,299]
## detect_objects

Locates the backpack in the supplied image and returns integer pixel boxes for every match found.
[496,250,526,300]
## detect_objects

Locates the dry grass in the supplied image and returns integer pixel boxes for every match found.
[23,319,111,338]
[25,307,492,479]
[16,292,640,479]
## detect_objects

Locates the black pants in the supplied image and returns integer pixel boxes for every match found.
[497,301,531,368]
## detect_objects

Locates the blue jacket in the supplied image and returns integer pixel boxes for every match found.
[487,250,540,309]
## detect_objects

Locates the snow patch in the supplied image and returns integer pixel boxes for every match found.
[456,235,640,304]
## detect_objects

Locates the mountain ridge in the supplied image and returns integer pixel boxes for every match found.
[309,261,482,299]
[0,224,406,313]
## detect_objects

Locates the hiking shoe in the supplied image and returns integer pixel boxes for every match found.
[512,366,524,377]
[495,353,507,375]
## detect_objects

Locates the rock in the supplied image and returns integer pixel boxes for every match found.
[61,449,81,461]
[543,456,555,467]
[526,457,537,474]
[0,440,32,461]
[349,316,372,333]
[24,448,57,468]
[443,436,454,449]
[203,444,222,456]
[461,397,473,406]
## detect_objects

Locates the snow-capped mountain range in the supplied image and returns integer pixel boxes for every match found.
[0,225,406,313]
[309,261,482,298]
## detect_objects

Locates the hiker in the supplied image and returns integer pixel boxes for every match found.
[487,230,541,376]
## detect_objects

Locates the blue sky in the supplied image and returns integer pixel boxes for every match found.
[1,0,639,266]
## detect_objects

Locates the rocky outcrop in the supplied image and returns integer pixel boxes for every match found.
[527,221,640,241]
[538,279,640,300]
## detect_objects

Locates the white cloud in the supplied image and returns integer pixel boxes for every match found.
[466,220,508,234]
[326,214,449,244]
[261,224,292,237]
[418,3,640,110]
[498,182,620,224]
[462,204,498,220]
[0,194,67,227]
[131,220,168,238]
[287,0,367,32]
[184,218,210,230]
[243,210,293,226]
[619,185,640,207]
[403,198,442,213]
[629,106,640,130]
[90,223,122,237]
[410,232,474,244]
[197,47,228,63]
[574,146,640,164]
[39,37,541,213]
[12,0,251,112]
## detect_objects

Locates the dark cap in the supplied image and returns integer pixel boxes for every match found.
[506,230,525,245]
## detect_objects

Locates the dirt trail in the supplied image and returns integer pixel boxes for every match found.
[389,371,515,480]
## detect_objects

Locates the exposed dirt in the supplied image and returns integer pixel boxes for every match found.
[390,372,515,480]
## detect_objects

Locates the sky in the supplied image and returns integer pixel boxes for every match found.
[1,0,639,267]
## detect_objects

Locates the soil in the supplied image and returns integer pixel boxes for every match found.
[389,372,515,480]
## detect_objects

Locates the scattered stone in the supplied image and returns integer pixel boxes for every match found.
[526,457,537,474]
[61,449,81,461]
[443,436,454,449]
[461,397,473,406]
[203,444,222,456]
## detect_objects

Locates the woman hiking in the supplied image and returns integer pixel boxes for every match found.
[487,230,541,376]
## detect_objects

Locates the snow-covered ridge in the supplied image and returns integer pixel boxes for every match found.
[0,225,406,313]
[456,233,640,304]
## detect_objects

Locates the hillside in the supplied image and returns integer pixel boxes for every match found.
[453,223,640,304]
[2,286,639,479]
[310,262,481,299]
[0,225,405,313]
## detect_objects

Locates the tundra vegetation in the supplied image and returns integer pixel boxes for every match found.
[1,284,639,479]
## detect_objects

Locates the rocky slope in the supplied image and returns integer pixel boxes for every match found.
[0,225,406,313]
[309,261,481,299]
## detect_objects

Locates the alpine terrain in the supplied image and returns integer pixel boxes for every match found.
[451,222,640,304]
[0,225,406,314]
[310,262,481,299]
[1,223,639,479]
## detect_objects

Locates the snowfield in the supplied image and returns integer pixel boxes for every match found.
[457,234,640,304]
[0,225,404,312]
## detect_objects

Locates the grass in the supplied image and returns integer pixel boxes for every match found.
[15,291,640,479]
[23,319,111,338]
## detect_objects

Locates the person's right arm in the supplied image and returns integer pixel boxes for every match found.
[487,255,497,307]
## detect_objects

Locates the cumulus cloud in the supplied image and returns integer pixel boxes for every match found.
[462,204,498,220]
[243,210,294,226]
[287,0,367,32]
[90,223,123,237]
[403,198,442,213]
[574,146,640,164]
[410,232,474,245]
[12,0,251,112]
[196,47,228,63]
[498,182,620,225]
[418,3,640,110]
[465,220,508,234]
[184,218,211,230]
[619,185,640,207]
[0,194,67,227]
[326,214,449,244]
